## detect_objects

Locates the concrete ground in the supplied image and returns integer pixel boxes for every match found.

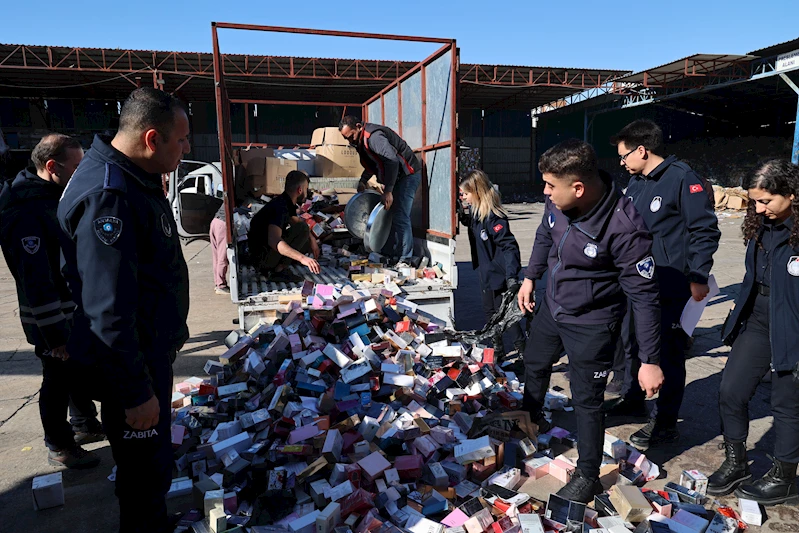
[0,204,796,531]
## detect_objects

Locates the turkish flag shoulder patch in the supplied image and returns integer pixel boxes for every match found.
[493,223,503,233]
[689,184,703,194]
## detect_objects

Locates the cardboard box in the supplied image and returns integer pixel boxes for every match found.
[32,472,64,510]
[311,127,349,147]
[238,147,307,196]
[275,149,316,176]
[315,145,364,178]
[310,127,364,178]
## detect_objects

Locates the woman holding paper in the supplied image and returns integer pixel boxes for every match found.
[709,159,799,506]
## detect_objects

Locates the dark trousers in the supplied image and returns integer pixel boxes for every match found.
[719,293,799,463]
[37,345,99,451]
[522,300,618,479]
[102,352,174,533]
[480,281,525,349]
[620,298,688,426]
[257,223,311,273]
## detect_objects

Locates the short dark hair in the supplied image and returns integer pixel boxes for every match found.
[338,115,361,130]
[31,133,82,172]
[284,170,310,193]
[538,139,598,182]
[610,119,662,152]
[118,87,186,139]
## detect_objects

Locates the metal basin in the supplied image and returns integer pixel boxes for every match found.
[364,203,393,253]
[344,190,382,239]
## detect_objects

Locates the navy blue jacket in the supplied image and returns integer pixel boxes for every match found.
[58,135,190,409]
[524,179,662,364]
[463,209,521,291]
[0,169,75,349]
[722,217,799,372]
[625,155,720,297]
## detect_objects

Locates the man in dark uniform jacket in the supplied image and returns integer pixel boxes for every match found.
[339,116,422,262]
[0,134,103,468]
[609,119,720,450]
[58,88,191,533]
[518,139,664,503]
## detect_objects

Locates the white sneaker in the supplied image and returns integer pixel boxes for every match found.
[215,286,230,295]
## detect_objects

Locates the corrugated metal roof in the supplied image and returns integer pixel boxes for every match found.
[613,54,756,84]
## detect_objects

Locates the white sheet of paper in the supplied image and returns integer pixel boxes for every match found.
[680,274,720,336]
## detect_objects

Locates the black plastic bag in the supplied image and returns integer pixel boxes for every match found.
[447,285,531,346]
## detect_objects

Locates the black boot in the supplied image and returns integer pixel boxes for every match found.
[707,440,751,496]
[629,419,679,449]
[735,455,799,506]
[555,470,604,504]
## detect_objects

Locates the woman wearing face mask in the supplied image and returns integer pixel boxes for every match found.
[458,170,526,360]
[708,159,799,505]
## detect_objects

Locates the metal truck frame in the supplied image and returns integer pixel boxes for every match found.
[211,22,460,330]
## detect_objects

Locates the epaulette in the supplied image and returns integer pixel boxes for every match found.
[103,163,127,193]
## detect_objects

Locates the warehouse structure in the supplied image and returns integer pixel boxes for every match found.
[1,33,798,194]
[534,38,799,187]
[0,35,624,196]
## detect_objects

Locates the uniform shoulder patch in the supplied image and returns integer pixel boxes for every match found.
[788,256,799,277]
[94,216,123,245]
[493,223,504,233]
[636,255,655,279]
[21,236,40,255]
[103,163,127,193]
[689,183,704,194]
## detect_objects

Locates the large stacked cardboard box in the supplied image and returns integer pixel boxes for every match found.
[311,127,364,179]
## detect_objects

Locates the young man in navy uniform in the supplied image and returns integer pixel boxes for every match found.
[609,120,720,449]
[58,88,191,533]
[518,139,664,503]
[0,134,103,468]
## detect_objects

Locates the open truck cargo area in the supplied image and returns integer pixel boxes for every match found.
[210,23,460,329]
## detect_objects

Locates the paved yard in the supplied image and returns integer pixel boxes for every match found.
[1,204,795,532]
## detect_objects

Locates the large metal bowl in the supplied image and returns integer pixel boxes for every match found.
[344,190,382,239]
[364,203,393,253]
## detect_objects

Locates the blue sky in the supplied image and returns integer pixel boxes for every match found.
[2,0,798,72]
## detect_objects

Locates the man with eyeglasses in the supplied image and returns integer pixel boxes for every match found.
[607,119,720,450]
[0,134,105,469]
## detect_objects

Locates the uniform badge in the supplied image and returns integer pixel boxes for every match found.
[21,236,40,255]
[480,229,488,241]
[161,213,173,237]
[548,212,555,228]
[636,255,655,279]
[583,242,598,258]
[94,217,123,246]
[689,184,704,194]
[788,256,799,277]
[493,223,503,233]
[650,196,662,213]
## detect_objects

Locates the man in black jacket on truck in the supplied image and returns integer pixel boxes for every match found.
[339,116,422,263]
[0,134,103,468]
[608,119,720,450]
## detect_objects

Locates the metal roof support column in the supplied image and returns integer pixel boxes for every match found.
[780,73,799,164]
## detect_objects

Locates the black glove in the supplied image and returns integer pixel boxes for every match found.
[506,278,521,294]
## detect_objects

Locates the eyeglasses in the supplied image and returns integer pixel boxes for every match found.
[619,147,639,162]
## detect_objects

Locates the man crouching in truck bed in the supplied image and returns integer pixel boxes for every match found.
[247,170,321,282]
